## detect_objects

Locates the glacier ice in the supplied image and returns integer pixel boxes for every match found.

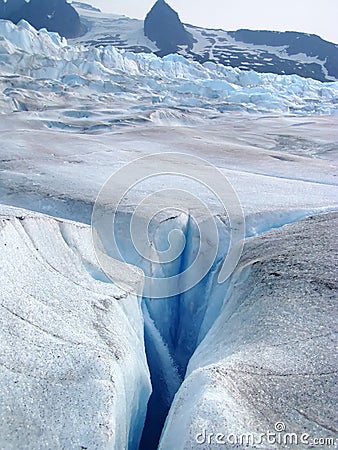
[0,19,337,115]
[0,17,337,450]
[0,205,151,450]
[159,213,338,450]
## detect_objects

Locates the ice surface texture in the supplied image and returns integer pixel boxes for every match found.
[0,206,150,450]
[159,213,338,449]
[1,207,336,449]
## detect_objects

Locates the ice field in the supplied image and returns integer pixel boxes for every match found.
[0,18,337,450]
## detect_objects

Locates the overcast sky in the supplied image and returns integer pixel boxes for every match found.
[87,0,338,43]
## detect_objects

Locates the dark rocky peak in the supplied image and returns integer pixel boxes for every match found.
[144,0,194,56]
[0,0,86,38]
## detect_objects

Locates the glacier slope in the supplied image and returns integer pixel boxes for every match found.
[0,205,150,450]
[1,111,337,380]
[0,113,337,222]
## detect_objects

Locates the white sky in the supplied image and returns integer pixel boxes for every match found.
[86,0,338,44]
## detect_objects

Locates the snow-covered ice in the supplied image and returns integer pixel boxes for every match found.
[0,205,150,450]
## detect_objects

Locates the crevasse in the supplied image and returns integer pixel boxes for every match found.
[1,197,336,449]
[106,207,336,449]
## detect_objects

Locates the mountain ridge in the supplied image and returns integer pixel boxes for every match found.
[17,0,336,83]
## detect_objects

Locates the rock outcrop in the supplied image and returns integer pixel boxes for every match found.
[0,0,85,38]
[144,0,194,56]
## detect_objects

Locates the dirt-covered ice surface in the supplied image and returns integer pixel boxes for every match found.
[160,213,338,450]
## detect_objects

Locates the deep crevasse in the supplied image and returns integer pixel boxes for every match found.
[0,199,337,449]
[96,205,338,449]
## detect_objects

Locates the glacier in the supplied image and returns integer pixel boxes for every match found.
[0,18,337,450]
[0,19,338,116]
